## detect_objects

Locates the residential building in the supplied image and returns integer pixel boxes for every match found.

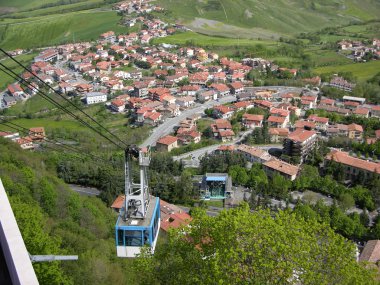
[371,105,380,118]
[236,144,272,164]
[85,92,107,105]
[283,129,317,162]
[156,135,178,152]
[229,82,244,94]
[262,159,299,181]
[110,99,125,112]
[269,128,289,143]
[213,105,234,119]
[242,114,264,129]
[343,95,365,105]
[268,116,287,128]
[211,119,235,142]
[330,77,356,92]
[324,150,380,181]
[307,115,329,131]
[29,127,45,142]
[347,123,364,140]
[160,200,192,233]
[16,137,35,150]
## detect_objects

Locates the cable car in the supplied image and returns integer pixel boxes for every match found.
[115,146,160,258]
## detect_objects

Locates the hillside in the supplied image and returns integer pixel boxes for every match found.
[157,0,380,38]
[0,138,138,284]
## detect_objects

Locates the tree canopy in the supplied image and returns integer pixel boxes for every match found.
[134,203,377,285]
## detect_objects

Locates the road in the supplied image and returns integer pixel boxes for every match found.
[68,184,100,196]
[140,94,236,147]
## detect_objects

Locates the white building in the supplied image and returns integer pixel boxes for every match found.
[85,92,107,105]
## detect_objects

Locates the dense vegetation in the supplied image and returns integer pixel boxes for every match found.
[0,138,137,284]
[134,203,378,285]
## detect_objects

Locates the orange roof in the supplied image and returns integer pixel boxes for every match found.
[243,114,264,121]
[347,123,363,132]
[325,150,380,174]
[111,99,125,107]
[157,135,178,145]
[229,82,244,89]
[217,145,235,151]
[268,116,286,124]
[111,195,125,209]
[215,119,232,130]
[354,108,369,115]
[287,129,316,143]
[269,128,289,136]
[263,159,299,176]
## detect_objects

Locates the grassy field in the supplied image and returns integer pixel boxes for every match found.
[313,60,380,81]
[157,0,380,36]
[0,52,38,90]
[153,31,277,47]
[0,11,127,50]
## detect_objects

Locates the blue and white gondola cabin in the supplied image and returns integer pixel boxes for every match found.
[115,196,160,258]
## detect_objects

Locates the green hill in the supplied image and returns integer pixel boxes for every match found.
[157,0,380,38]
[0,138,138,284]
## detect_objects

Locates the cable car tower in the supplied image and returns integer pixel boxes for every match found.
[115,146,160,258]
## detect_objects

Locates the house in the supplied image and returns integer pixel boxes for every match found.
[2,95,17,108]
[34,49,59,62]
[236,144,272,164]
[330,77,356,92]
[197,90,217,103]
[268,116,287,128]
[110,99,125,112]
[156,135,178,152]
[324,150,380,182]
[211,119,235,142]
[242,114,264,129]
[294,120,316,131]
[371,105,380,118]
[354,107,370,118]
[29,127,45,141]
[8,84,24,98]
[144,112,162,126]
[254,100,272,110]
[180,85,200,96]
[262,159,299,181]
[85,92,107,105]
[160,200,192,233]
[229,82,244,94]
[269,128,289,143]
[213,105,234,119]
[176,96,195,108]
[283,129,317,162]
[177,131,202,145]
[0,131,20,140]
[347,123,363,140]
[16,137,35,150]
[210,83,230,97]
[307,115,329,131]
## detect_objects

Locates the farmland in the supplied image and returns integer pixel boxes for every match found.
[314,60,380,81]
[157,0,380,37]
[0,11,127,50]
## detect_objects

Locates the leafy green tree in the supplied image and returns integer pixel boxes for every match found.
[134,204,377,285]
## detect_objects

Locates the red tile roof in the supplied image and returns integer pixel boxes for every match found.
[287,129,316,143]
[157,135,178,145]
[243,114,264,121]
[263,159,299,176]
[325,150,380,174]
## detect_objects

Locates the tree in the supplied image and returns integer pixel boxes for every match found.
[134,204,377,285]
